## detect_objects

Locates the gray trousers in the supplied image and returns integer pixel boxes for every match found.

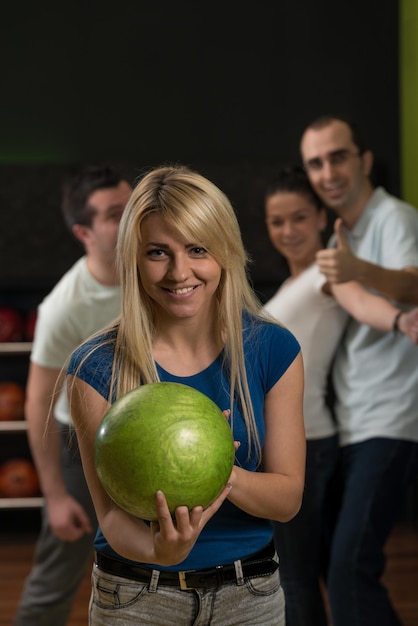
[13,424,97,626]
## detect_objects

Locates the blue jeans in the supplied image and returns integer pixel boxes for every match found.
[327,438,418,626]
[273,434,339,626]
[89,555,284,625]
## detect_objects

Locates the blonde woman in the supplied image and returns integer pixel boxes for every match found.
[67,165,305,625]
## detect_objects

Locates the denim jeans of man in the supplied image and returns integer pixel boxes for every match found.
[274,434,339,626]
[327,437,418,626]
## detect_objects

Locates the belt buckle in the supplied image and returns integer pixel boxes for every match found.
[178,570,194,590]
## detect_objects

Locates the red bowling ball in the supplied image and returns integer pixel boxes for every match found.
[0,307,25,342]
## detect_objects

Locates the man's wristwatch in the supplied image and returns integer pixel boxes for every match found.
[392,310,403,333]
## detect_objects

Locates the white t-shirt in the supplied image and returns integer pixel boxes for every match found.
[263,263,348,439]
[31,256,121,425]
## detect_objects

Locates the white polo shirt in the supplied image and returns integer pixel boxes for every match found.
[331,187,418,445]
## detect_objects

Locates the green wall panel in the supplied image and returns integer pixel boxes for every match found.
[400,0,418,207]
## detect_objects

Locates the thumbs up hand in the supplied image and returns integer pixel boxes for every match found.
[334,217,350,250]
[316,218,361,284]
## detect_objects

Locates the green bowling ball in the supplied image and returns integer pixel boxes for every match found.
[95,382,235,521]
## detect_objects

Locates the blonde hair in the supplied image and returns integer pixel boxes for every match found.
[83,165,265,457]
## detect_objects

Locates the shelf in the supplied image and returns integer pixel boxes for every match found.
[0,342,32,355]
[0,339,40,511]
[0,497,44,509]
[0,421,27,432]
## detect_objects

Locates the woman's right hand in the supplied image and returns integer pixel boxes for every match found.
[150,482,232,566]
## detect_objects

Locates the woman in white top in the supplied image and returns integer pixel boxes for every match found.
[263,165,418,626]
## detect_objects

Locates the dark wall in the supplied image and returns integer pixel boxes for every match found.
[1,1,400,303]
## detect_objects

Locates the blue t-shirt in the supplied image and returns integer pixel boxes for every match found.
[67,313,300,570]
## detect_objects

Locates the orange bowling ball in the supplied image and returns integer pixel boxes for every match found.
[0,382,25,421]
[0,458,40,498]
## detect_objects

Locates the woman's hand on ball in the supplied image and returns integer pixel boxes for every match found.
[150,484,232,566]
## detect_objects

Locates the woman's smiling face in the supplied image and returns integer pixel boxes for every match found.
[138,213,222,322]
[265,191,326,269]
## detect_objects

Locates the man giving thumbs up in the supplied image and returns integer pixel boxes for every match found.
[299,114,418,626]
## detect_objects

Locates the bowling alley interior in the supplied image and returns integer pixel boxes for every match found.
[1,2,418,625]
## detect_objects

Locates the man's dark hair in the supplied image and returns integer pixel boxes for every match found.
[304,114,368,155]
[265,164,323,211]
[61,164,127,231]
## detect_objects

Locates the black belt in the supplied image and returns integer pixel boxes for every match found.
[95,540,278,590]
